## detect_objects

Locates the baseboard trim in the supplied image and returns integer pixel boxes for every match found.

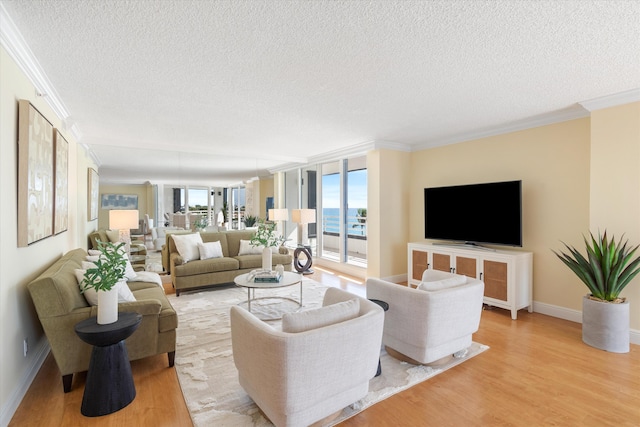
[0,338,50,427]
[381,273,407,284]
[533,301,640,345]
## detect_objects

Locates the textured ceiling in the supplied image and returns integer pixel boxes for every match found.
[2,0,639,186]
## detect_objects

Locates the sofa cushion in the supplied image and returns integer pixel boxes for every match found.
[282,298,360,333]
[172,233,203,263]
[234,255,263,270]
[173,257,240,277]
[198,241,223,260]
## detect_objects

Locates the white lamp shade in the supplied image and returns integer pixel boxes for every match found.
[109,210,139,230]
[292,209,316,224]
[269,208,289,221]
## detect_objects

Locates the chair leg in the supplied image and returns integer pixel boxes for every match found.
[62,374,73,393]
[168,351,175,367]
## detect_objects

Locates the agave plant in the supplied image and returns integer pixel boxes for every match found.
[244,215,258,227]
[554,231,640,302]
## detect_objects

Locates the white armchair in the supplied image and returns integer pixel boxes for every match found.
[366,271,484,364]
[230,287,384,427]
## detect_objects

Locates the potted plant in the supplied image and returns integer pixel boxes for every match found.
[222,202,229,225]
[82,240,127,324]
[192,216,208,231]
[251,219,285,270]
[554,231,640,353]
[244,215,258,228]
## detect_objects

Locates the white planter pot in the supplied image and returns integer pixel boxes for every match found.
[582,295,629,353]
[97,287,119,325]
[262,247,273,271]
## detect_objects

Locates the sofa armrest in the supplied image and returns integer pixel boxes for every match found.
[171,252,184,266]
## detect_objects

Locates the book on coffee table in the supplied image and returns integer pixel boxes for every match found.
[253,270,283,283]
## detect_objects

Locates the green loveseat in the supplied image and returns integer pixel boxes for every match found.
[27,248,177,392]
[169,230,293,296]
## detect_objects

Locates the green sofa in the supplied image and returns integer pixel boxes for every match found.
[27,248,177,392]
[169,230,293,296]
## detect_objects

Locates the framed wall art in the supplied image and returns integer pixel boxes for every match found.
[88,168,99,220]
[101,194,138,210]
[53,129,69,234]
[17,100,54,247]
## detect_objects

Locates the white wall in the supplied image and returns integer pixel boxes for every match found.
[0,46,97,423]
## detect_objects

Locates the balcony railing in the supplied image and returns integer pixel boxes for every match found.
[322,214,367,238]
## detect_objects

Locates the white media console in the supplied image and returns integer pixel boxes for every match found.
[408,242,533,320]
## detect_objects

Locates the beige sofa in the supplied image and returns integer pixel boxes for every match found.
[27,248,177,392]
[168,230,293,296]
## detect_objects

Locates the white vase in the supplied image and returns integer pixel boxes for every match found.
[262,247,272,271]
[582,295,629,353]
[97,287,119,325]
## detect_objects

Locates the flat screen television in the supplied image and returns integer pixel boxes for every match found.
[424,180,522,247]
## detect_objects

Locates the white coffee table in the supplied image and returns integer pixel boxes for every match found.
[234,271,303,320]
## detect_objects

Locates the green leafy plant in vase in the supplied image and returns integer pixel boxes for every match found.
[553,230,640,352]
[250,219,285,271]
[82,240,127,324]
[192,216,208,231]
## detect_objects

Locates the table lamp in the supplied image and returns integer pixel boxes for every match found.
[109,209,139,254]
[268,208,289,239]
[291,209,316,246]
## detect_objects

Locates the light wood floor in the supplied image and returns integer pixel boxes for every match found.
[10,267,640,426]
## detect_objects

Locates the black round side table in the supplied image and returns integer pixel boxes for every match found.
[369,299,389,377]
[74,312,142,417]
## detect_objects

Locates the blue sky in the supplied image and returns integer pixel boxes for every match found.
[322,169,367,209]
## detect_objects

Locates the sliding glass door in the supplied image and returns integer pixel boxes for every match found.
[320,157,367,266]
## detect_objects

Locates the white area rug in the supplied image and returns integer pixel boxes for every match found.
[168,279,488,426]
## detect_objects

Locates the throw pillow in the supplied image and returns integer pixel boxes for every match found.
[105,229,120,243]
[75,270,136,305]
[418,273,467,291]
[282,298,360,333]
[198,241,223,260]
[116,279,136,302]
[172,233,203,263]
[238,239,264,255]
[75,269,98,305]
[85,255,137,280]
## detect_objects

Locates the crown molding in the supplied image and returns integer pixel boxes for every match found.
[414,105,590,151]
[0,3,83,142]
[268,139,412,174]
[578,88,640,112]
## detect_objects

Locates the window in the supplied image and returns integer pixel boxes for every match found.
[320,157,367,266]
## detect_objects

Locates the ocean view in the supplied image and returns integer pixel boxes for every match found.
[322,208,367,236]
